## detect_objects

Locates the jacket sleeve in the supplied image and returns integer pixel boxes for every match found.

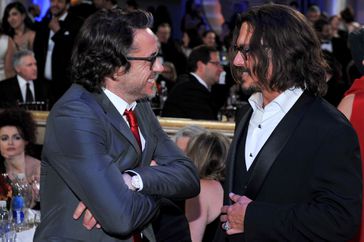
[244,125,362,241]
[133,101,200,199]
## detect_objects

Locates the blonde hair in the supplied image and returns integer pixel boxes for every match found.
[186,131,230,181]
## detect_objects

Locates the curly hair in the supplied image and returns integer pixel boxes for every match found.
[71,8,154,93]
[2,2,34,38]
[186,131,230,181]
[0,108,37,153]
[231,4,328,96]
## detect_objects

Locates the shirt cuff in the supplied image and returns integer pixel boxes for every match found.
[125,170,144,191]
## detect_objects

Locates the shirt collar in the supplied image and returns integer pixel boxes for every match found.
[58,12,68,21]
[190,72,209,91]
[248,87,304,114]
[102,88,137,117]
[17,75,32,86]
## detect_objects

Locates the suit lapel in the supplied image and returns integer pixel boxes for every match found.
[225,104,253,198]
[90,91,142,155]
[244,92,315,199]
[134,101,152,166]
[14,77,24,102]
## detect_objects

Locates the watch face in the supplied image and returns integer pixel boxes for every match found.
[131,176,140,189]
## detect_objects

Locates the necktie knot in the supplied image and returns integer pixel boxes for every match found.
[124,109,138,127]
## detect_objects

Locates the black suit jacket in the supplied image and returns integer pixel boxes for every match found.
[214,92,362,241]
[162,74,219,120]
[0,76,49,108]
[33,12,83,102]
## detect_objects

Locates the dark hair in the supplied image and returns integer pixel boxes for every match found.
[314,18,330,33]
[126,0,139,9]
[0,108,37,154]
[232,4,327,96]
[202,30,215,38]
[349,28,364,75]
[2,2,34,38]
[71,9,154,93]
[187,45,218,72]
[340,6,355,23]
[186,131,229,181]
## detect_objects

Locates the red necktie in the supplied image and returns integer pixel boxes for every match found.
[124,109,141,149]
[124,109,143,242]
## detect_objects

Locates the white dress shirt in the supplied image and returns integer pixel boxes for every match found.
[245,88,303,170]
[17,75,35,101]
[103,88,145,191]
[102,88,146,150]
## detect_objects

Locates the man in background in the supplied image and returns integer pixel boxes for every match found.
[162,45,224,120]
[33,0,83,105]
[0,50,49,109]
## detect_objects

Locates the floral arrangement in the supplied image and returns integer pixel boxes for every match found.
[0,174,12,201]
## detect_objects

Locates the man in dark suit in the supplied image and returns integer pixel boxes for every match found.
[314,18,352,88]
[0,50,49,109]
[33,0,83,105]
[33,9,200,242]
[162,45,224,120]
[214,4,362,241]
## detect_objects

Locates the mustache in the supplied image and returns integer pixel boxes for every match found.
[231,66,251,84]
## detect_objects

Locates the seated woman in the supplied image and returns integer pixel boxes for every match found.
[0,108,40,208]
[185,131,230,242]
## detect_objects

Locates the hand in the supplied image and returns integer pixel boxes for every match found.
[73,202,101,230]
[30,175,40,202]
[220,193,252,235]
[48,17,61,32]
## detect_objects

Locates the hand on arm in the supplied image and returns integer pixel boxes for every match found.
[73,172,145,230]
[220,193,252,235]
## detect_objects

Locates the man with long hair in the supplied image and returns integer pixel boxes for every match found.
[215,4,362,241]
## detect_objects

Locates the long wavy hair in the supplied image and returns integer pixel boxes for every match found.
[71,9,154,93]
[231,4,328,96]
[2,2,34,38]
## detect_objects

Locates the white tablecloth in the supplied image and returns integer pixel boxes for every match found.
[16,226,36,242]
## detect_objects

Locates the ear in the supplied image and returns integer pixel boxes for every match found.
[113,66,126,80]
[196,60,206,71]
[14,66,20,73]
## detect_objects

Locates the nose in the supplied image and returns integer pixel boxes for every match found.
[152,58,164,73]
[8,138,14,145]
[233,52,245,67]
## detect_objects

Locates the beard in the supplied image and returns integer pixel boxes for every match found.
[231,66,260,95]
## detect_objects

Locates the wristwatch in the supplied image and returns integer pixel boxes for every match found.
[131,175,141,191]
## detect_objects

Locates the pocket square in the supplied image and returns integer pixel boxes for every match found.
[64,31,70,35]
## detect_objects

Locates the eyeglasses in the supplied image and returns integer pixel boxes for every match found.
[126,52,160,70]
[233,45,251,61]
[208,61,222,66]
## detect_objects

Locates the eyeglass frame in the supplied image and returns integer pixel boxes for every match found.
[208,61,222,66]
[125,51,161,70]
[233,45,251,61]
